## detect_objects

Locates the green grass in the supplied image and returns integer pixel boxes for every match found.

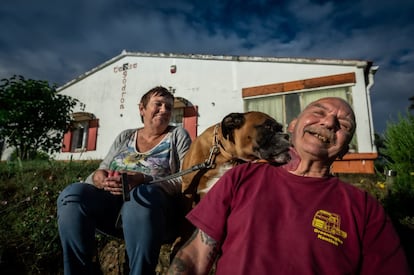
[0,159,100,275]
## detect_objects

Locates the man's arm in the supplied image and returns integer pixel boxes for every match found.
[168,228,219,275]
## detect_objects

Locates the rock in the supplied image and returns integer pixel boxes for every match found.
[98,239,128,275]
[97,239,174,275]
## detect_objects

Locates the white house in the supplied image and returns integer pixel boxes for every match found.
[54,51,378,174]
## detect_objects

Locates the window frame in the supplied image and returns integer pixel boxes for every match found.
[61,112,99,153]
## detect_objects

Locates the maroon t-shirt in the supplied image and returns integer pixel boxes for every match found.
[187,162,410,275]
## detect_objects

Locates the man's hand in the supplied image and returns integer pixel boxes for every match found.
[168,229,218,275]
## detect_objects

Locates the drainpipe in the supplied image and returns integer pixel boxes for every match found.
[366,64,379,153]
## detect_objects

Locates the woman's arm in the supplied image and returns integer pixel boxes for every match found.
[85,129,136,184]
[168,228,219,275]
[172,126,192,169]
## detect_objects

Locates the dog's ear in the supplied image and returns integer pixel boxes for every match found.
[221,113,245,143]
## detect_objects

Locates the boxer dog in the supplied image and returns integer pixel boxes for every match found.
[181,111,291,205]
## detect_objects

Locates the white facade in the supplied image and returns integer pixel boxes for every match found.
[52,51,377,173]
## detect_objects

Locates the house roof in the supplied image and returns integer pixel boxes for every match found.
[57,50,372,91]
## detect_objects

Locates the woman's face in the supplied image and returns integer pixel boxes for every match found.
[140,94,173,130]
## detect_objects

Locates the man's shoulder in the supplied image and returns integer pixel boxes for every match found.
[334,177,378,203]
[230,161,285,177]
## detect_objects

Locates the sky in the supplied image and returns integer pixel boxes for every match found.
[1,0,413,134]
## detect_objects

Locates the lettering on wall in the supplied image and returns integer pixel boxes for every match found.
[113,62,138,116]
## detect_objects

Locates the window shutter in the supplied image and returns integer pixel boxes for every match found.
[87,119,99,151]
[183,106,198,141]
[62,131,72,152]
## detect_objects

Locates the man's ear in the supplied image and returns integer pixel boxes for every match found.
[338,145,349,160]
[287,118,297,133]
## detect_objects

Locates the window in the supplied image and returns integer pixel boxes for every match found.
[170,108,184,127]
[245,88,357,151]
[171,106,198,141]
[245,86,351,127]
[70,121,88,152]
[285,93,301,127]
[172,97,198,141]
[62,113,99,153]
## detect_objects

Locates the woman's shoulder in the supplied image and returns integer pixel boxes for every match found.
[115,128,138,142]
[168,126,191,139]
[119,128,138,135]
[168,125,184,133]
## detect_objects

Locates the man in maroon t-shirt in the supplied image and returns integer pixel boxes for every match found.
[168,97,411,275]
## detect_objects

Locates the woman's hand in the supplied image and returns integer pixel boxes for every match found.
[92,169,122,195]
[92,169,109,189]
[104,171,123,195]
[92,169,148,195]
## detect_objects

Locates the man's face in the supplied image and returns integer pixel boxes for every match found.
[289,98,356,161]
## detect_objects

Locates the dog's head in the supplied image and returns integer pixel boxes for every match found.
[220,111,291,163]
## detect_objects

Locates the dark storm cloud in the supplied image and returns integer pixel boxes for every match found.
[0,0,413,133]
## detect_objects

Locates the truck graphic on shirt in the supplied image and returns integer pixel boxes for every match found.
[312,210,347,239]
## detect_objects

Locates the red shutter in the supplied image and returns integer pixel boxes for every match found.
[183,106,198,141]
[87,119,99,151]
[62,131,72,152]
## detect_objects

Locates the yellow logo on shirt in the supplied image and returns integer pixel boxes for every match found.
[312,210,347,246]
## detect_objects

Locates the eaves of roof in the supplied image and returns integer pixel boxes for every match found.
[57,50,371,92]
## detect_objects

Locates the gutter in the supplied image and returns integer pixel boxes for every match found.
[365,63,379,153]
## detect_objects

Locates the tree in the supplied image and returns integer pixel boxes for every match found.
[409,96,414,111]
[0,75,79,160]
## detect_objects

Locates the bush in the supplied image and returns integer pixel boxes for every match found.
[380,112,414,219]
[380,112,414,270]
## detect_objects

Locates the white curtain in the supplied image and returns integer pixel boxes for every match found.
[245,96,284,122]
[301,87,348,108]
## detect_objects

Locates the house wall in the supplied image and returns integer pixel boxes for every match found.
[51,53,377,172]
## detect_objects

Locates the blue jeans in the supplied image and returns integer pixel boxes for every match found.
[57,183,179,275]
